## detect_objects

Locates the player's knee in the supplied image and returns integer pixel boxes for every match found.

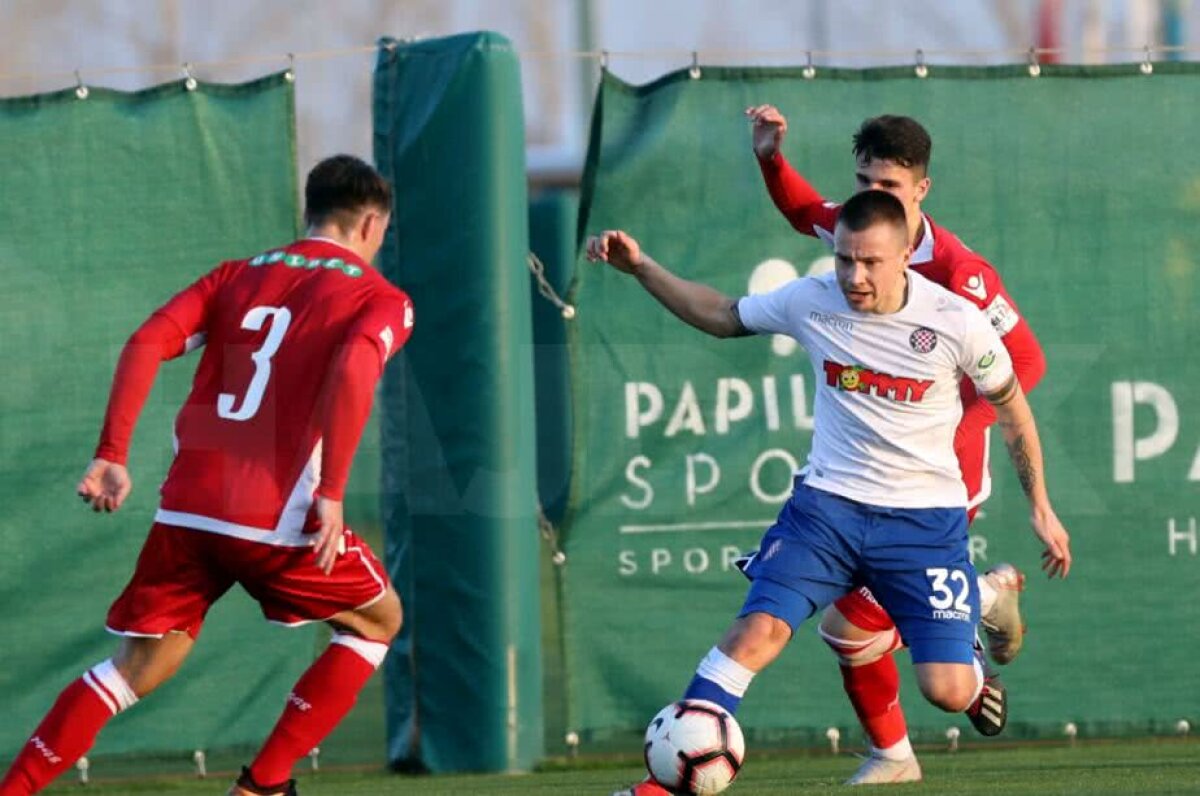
[113,632,192,698]
[719,612,792,669]
[375,589,403,641]
[818,611,901,667]
[356,588,402,643]
[918,678,975,713]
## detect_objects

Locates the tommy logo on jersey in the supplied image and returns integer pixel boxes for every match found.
[822,360,934,403]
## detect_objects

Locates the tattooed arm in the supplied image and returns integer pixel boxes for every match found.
[985,374,1072,578]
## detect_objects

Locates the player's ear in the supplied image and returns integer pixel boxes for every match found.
[358,209,378,243]
[915,175,931,203]
[367,208,391,240]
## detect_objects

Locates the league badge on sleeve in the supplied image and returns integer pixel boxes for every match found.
[985,295,1020,336]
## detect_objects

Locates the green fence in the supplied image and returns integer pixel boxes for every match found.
[0,74,310,759]
[561,64,1200,748]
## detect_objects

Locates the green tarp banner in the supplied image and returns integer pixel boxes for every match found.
[374,33,543,773]
[0,73,310,758]
[564,64,1199,747]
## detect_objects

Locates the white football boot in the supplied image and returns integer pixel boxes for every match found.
[980,563,1026,665]
[845,753,923,785]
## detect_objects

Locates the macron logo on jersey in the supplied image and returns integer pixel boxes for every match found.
[380,327,395,359]
[961,273,989,302]
[822,360,934,403]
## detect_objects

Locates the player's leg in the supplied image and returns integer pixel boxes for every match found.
[0,635,195,796]
[817,593,921,784]
[232,530,399,796]
[617,605,798,796]
[863,505,1006,731]
[959,426,1026,664]
[619,480,859,796]
[684,478,859,713]
[0,524,221,796]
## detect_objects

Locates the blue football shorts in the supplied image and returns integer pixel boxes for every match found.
[739,477,978,664]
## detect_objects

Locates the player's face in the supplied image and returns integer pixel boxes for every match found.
[854,157,930,234]
[833,221,911,314]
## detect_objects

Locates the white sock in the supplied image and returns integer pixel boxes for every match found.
[872,735,914,761]
[695,647,755,698]
[978,574,998,617]
[967,655,985,707]
[83,659,139,715]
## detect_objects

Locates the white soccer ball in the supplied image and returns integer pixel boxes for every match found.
[644,699,745,795]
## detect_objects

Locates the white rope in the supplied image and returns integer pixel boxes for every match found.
[528,252,576,320]
[1,41,1195,86]
[0,45,377,85]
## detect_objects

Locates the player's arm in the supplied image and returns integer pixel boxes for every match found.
[311,294,414,573]
[586,230,751,338]
[984,377,1070,578]
[954,261,1047,444]
[81,263,231,513]
[963,317,1071,579]
[745,104,837,238]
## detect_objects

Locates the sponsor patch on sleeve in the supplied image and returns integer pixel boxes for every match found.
[985,294,1020,336]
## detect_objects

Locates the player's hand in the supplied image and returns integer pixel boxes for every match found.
[76,458,132,513]
[311,495,345,576]
[1030,505,1071,578]
[745,104,788,160]
[586,230,644,274]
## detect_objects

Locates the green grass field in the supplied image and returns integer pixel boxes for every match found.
[39,739,1200,794]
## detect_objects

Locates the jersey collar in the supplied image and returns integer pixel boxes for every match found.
[911,214,935,265]
[303,235,355,254]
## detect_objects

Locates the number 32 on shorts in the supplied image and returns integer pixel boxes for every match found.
[925,567,972,616]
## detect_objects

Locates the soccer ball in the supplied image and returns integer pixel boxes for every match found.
[644,699,745,795]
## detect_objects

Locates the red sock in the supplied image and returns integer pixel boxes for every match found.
[0,660,136,796]
[839,654,908,750]
[249,634,387,786]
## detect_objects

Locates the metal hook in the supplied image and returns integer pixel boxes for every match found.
[284,53,296,83]
[1027,47,1041,77]
[688,51,701,79]
[74,69,89,100]
[802,50,816,80]
[1140,45,1154,75]
[182,62,197,91]
[914,49,928,79]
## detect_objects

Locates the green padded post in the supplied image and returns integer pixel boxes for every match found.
[374,32,543,773]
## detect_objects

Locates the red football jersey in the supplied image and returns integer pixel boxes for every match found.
[759,152,1031,341]
[100,238,412,545]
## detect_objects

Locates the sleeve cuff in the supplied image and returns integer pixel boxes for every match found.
[94,444,127,466]
[316,484,345,502]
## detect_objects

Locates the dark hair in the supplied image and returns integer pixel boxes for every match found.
[852,115,932,174]
[304,155,392,230]
[838,190,908,239]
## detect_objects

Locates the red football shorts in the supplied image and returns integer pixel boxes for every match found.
[106,522,390,639]
[832,426,990,632]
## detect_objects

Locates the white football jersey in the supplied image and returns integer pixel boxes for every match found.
[738,270,1014,508]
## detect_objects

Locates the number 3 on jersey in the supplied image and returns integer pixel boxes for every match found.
[217,305,292,421]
